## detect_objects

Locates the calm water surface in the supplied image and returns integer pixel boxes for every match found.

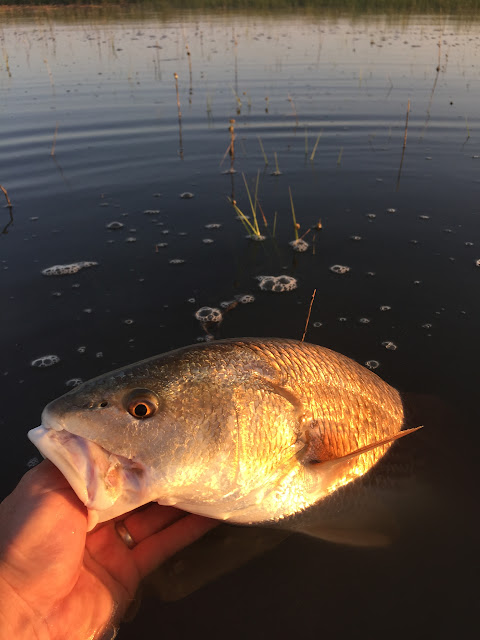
[0,6,478,638]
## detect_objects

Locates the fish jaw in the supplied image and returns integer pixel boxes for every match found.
[28,425,150,531]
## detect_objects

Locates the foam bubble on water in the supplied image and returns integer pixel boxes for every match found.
[220,300,236,309]
[248,234,266,242]
[66,378,83,388]
[381,341,397,351]
[156,243,168,249]
[313,321,323,328]
[380,305,391,311]
[124,319,134,325]
[330,264,350,275]
[350,235,362,241]
[365,360,380,370]
[31,355,60,368]
[289,239,309,252]
[257,275,297,292]
[202,238,214,244]
[195,307,223,323]
[42,261,97,276]
[366,213,376,219]
[338,317,348,322]
[475,259,480,267]
[465,242,474,247]
[421,323,433,329]
[205,223,222,229]
[27,457,40,468]
[359,318,370,324]
[419,215,430,220]
[125,237,137,243]
[169,259,185,265]
[188,298,196,304]
[144,209,160,215]
[180,192,195,199]
[236,294,255,304]
[77,346,86,353]
[386,208,397,213]
[106,221,124,230]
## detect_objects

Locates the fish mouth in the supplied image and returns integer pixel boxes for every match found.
[28,424,148,531]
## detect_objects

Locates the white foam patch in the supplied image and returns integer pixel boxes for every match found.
[235,294,255,304]
[195,307,223,323]
[330,264,350,274]
[257,275,297,292]
[42,262,97,276]
[31,355,60,368]
[289,239,309,252]
[382,341,398,351]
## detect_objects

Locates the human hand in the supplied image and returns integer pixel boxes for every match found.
[0,460,217,640]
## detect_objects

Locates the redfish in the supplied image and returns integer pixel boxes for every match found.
[28,338,420,532]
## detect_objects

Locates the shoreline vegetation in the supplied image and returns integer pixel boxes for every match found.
[2,1,480,14]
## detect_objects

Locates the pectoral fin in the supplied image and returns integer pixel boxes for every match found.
[311,426,423,469]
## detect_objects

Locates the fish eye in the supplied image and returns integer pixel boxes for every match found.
[125,389,159,420]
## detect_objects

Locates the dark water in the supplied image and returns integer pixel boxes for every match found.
[1,5,478,638]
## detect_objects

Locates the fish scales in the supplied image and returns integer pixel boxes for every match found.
[28,338,415,531]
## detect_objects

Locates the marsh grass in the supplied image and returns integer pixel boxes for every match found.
[0,184,12,208]
[288,186,299,241]
[271,152,282,176]
[310,132,322,161]
[257,136,268,165]
[51,122,58,156]
[221,119,237,172]
[301,289,317,342]
[229,172,263,239]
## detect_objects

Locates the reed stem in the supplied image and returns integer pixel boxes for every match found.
[301,289,317,342]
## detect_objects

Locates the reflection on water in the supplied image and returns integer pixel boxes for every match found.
[0,4,478,638]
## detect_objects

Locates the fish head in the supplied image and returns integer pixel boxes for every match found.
[28,343,302,529]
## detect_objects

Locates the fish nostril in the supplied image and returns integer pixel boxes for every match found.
[100,401,108,408]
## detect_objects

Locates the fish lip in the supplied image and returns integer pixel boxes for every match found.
[28,425,92,506]
[41,403,66,432]
[28,424,150,530]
